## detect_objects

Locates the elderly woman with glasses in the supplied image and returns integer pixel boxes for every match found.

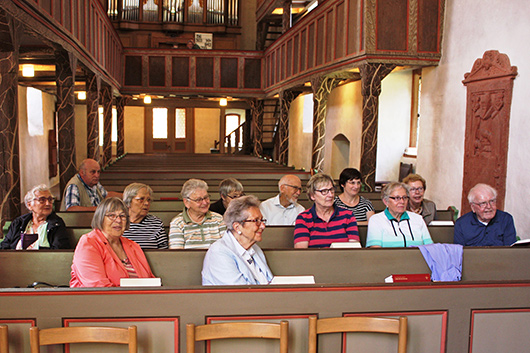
[1,184,69,250]
[122,183,167,249]
[294,173,359,248]
[209,178,245,216]
[366,182,433,248]
[169,179,226,249]
[402,173,437,225]
[70,197,155,287]
[202,195,273,285]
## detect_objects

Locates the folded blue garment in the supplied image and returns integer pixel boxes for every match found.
[418,243,463,281]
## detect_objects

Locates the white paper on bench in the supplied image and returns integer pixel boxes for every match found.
[429,220,454,226]
[270,276,315,285]
[330,241,362,248]
[120,278,162,287]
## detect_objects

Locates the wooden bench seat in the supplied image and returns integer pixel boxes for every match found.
[63,224,455,249]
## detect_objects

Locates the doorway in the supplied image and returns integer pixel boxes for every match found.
[145,106,194,153]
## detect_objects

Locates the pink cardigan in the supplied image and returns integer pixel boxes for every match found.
[70,229,155,287]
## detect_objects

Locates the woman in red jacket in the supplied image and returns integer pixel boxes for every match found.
[70,197,155,287]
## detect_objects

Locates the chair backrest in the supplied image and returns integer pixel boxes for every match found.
[29,326,137,353]
[308,316,407,353]
[0,325,8,353]
[186,321,289,353]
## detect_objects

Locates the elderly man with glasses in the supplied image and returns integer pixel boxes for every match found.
[260,174,306,225]
[454,183,516,246]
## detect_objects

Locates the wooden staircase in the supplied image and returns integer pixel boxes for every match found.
[261,98,280,159]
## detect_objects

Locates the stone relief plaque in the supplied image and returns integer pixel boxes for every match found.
[461,51,517,213]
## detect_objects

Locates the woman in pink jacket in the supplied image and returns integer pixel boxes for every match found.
[70,197,155,287]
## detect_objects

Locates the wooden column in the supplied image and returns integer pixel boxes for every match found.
[282,0,291,33]
[278,89,300,165]
[100,84,113,167]
[55,49,78,195]
[249,99,264,157]
[359,63,395,191]
[116,95,129,157]
[461,51,518,213]
[310,75,343,173]
[0,10,21,222]
[86,71,100,161]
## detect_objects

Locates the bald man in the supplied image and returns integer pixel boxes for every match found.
[260,175,306,225]
[61,159,121,211]
[454,183,516,246]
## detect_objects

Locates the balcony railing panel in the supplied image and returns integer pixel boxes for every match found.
[8,0,123,86]
[262,0,444,95]
[122,49,262,97]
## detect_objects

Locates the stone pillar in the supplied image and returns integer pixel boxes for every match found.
[249,99,264,157]
[461,50,517,213]
[116,95,129,157]
[278,90,300,165]
[86,71,100,161]
[359,63,395,191]
[55,49,78,195]
[310,75,343,173]
[0,11,21,221]
[100,84,113,167]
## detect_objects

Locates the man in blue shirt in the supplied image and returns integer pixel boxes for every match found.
[454,183,516,246]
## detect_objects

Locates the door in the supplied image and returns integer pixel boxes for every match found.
[145,106,194,153]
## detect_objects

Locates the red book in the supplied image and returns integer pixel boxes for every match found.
[390,274,431,283]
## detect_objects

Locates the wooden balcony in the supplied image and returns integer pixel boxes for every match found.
[262,0,445,95]
[121,48,263,98]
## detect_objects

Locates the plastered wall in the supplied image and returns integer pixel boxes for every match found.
[18,87,59,198]
[418,0,530,237]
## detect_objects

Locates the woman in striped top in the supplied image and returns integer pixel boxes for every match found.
[122,183,168,249]
[334,168,375,225]
[294,173,360,248]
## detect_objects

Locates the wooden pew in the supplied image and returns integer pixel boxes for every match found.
[63,223,455,250]
[1,247,530,288]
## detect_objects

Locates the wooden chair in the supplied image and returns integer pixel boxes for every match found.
[308,316,407,353]
[186,321,289,353]
[0,325,8,353]
[29,326,137,353]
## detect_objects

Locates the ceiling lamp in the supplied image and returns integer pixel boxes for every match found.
[77,91,86,100]
[22,64,35,77]
[143,95,152,104]
[219,98,227,106]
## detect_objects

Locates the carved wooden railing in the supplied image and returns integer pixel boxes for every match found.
[7,0,123,87]
[262,0,445,96]
[223,121,247,154]
[121,48,263,97]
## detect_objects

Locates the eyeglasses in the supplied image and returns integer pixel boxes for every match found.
[187,195,210,203]
[240,219,267,226]
[409,187,424,193]
[105,213,127,222]
[388,196,409,202]
[133,197,152,203]
[314,187,335,196]
[33,197,55,204]
[473,199,496,208]
[227,193,245,199]
[284,184,302,192]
